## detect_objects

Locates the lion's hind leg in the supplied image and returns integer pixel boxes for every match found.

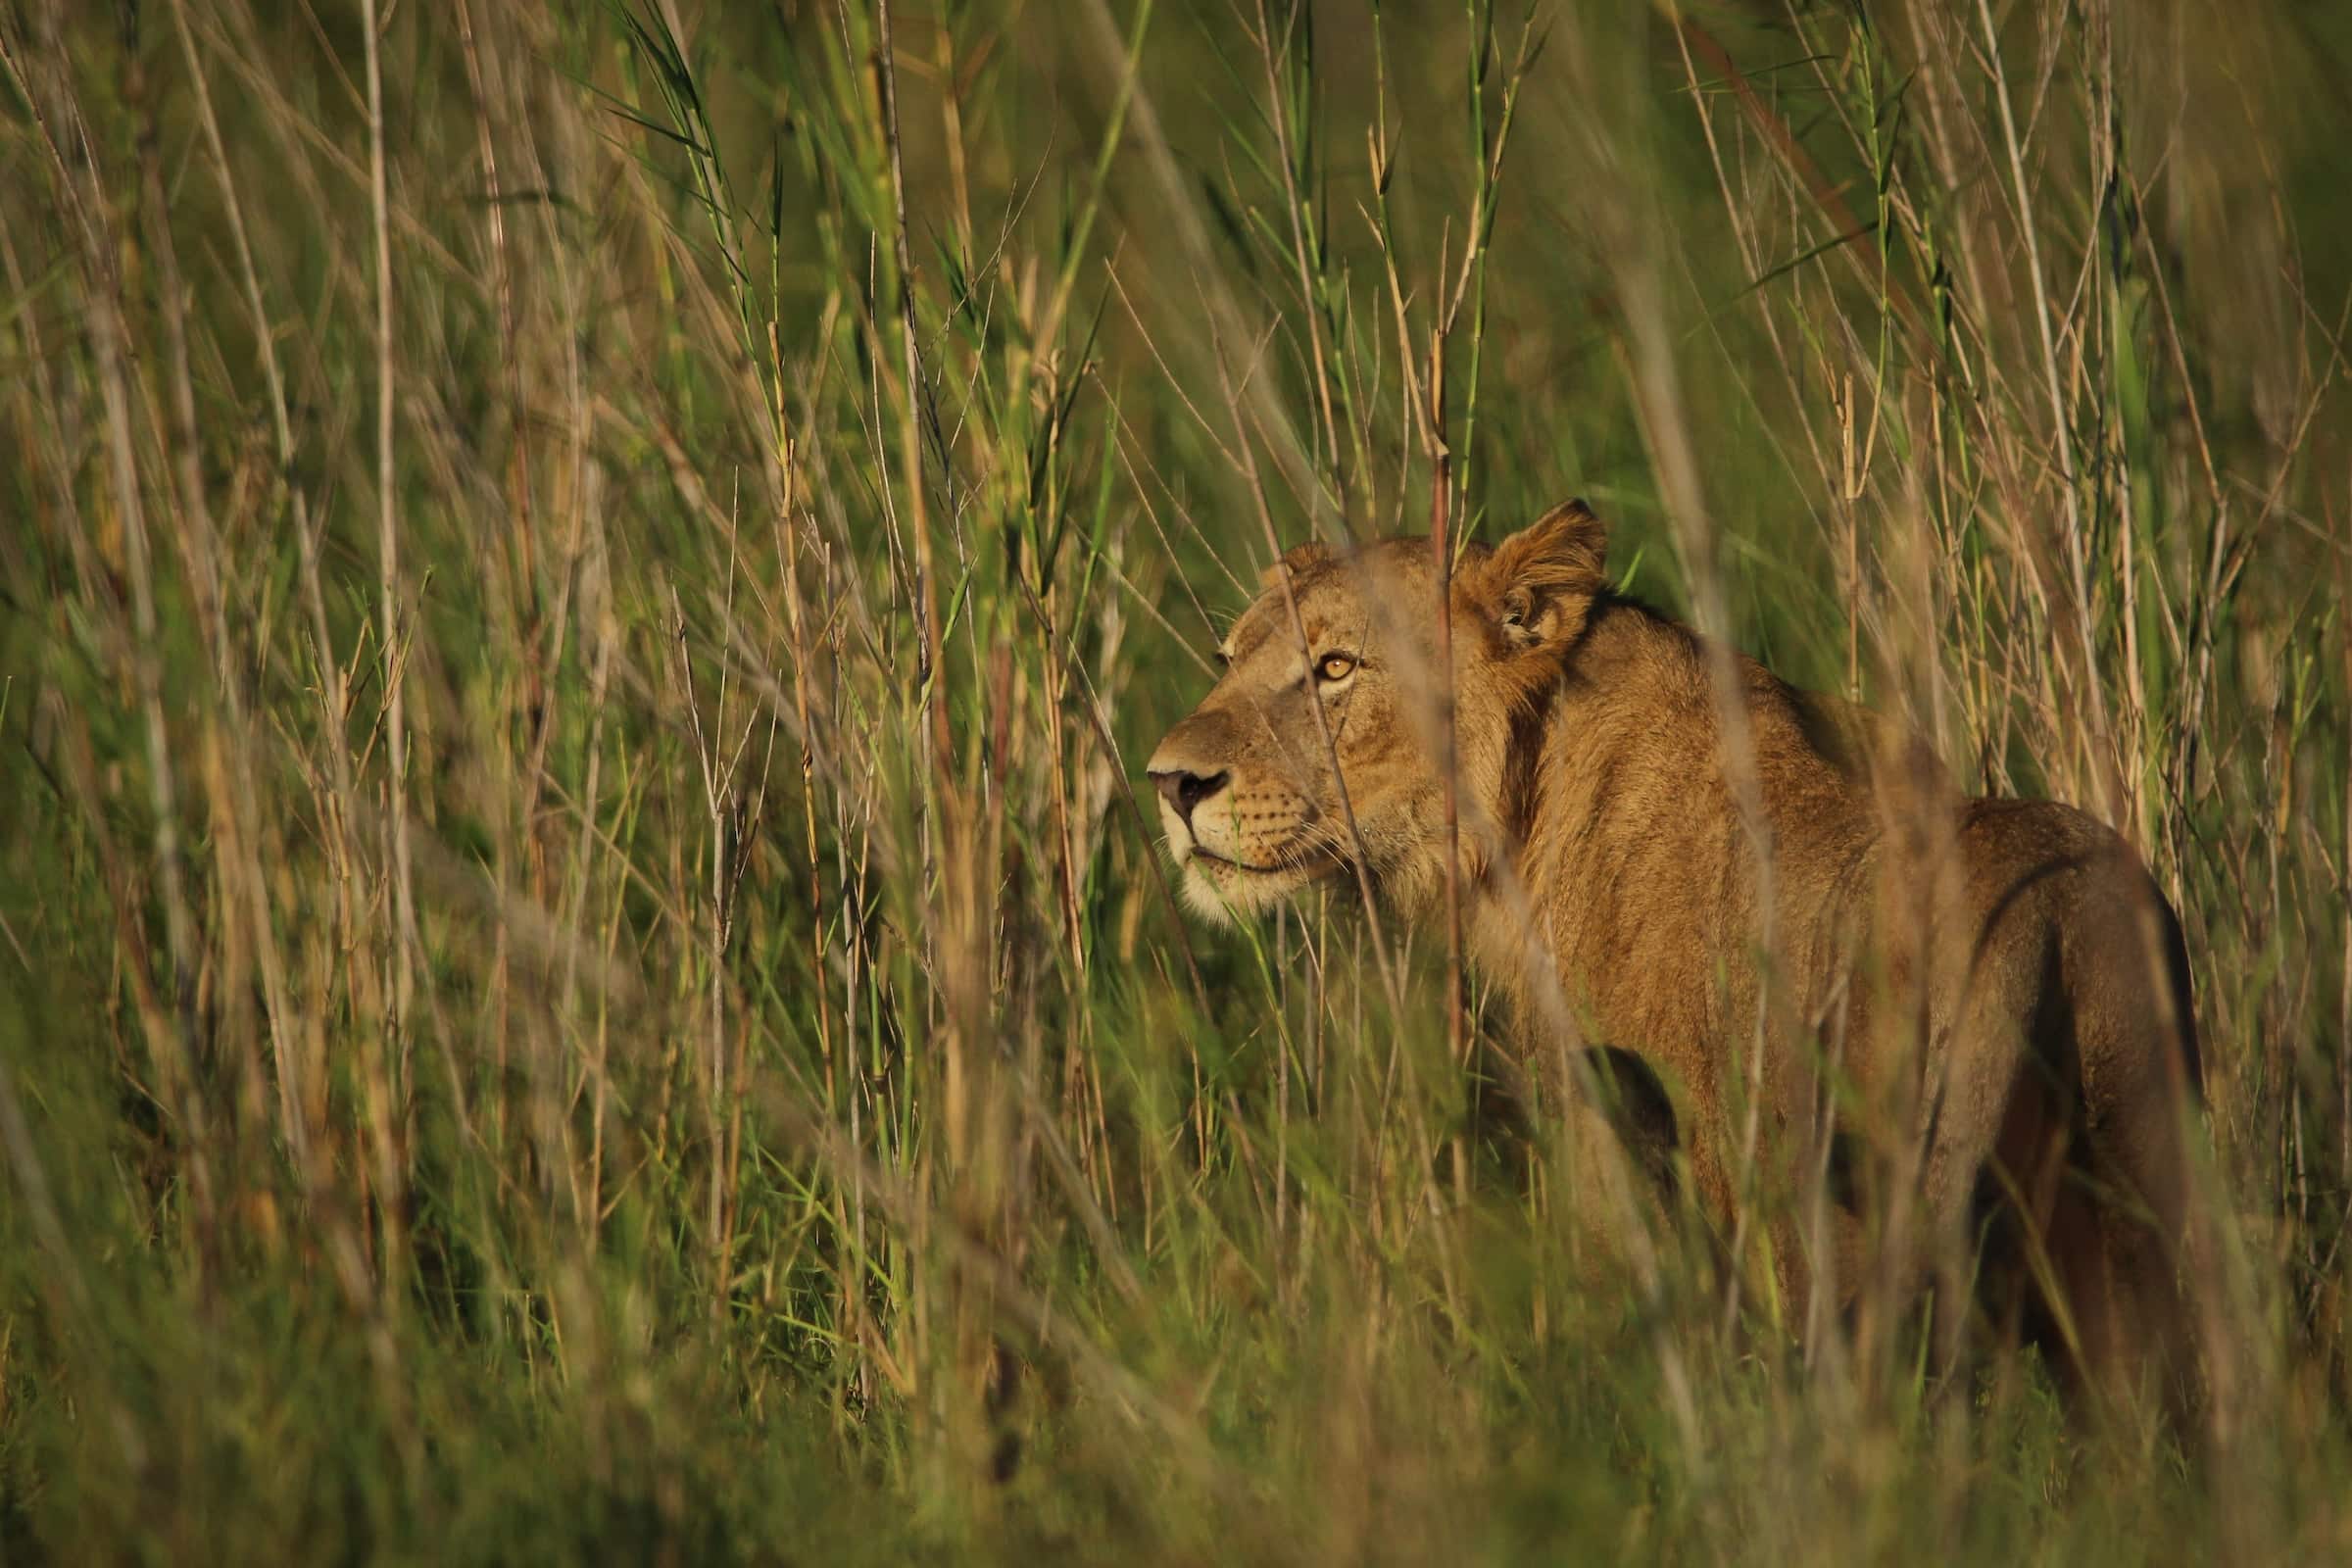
[2035,865,2208,1438]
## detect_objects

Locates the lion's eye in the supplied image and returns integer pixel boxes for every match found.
[1316,652,1357,683]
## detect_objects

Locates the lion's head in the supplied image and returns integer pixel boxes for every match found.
[1145,502,1607,924]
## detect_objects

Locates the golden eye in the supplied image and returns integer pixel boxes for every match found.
[1316,652,1357,683]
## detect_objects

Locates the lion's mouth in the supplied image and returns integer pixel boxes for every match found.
[1165,829,1345,923]
[1187,846,1294,875]
[1182,841,1337,878]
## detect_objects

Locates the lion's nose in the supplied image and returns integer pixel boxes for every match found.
[1150,768,1230,829]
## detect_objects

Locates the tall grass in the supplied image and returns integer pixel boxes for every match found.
[1,0,2347,1559]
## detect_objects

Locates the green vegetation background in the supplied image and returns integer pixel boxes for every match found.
[3,0,2350,1559]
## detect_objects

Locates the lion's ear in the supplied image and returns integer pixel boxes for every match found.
[1477,499,1607,651]
[1258,539,1329,590]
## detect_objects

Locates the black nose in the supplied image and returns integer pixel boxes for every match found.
[1150,768,1230,828]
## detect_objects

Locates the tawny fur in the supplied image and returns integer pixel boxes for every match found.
[1147,501,2209,1418]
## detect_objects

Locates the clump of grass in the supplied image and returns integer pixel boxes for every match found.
[0,0,2348,1560]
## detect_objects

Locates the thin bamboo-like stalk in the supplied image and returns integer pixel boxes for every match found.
[1975,0,2118,810]
[1424,329,1469,1203]
[361,0,416,1105]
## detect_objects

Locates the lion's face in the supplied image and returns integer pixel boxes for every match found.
[1145,505,1606,924]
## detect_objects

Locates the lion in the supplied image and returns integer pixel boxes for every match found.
[1145,500,2211,1421]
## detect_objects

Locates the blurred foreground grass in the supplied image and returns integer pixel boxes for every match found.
[3,0,2352,1559]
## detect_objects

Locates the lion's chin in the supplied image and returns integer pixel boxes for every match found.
[1174,852,1331,926]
